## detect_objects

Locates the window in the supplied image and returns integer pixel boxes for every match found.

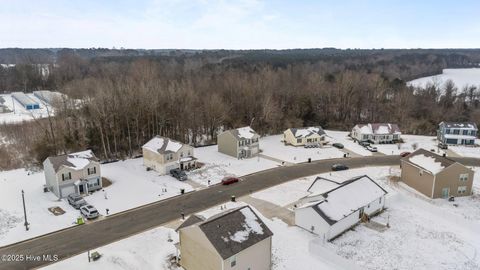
[230,256,236,267]
[88,167,96,175]
[307,138,312,142]
[463,130,468,135]
[297,138,302,143]
[453,129,460,135]
[459,173,468,182]
[188,151,191,156]
[180,152,184,158]
[379,197,382,204]
[445,129,451,134]
[62,172,72,181]
[458,186,467,194]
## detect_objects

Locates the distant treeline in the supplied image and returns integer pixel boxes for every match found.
[0,48,479,169]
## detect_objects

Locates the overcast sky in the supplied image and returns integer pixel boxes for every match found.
[1,0,480,49]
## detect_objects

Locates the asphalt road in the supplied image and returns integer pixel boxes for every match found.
[0,155,478,269]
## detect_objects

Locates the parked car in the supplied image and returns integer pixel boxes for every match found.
[222,177,240,185]
[170,168,187,181]
[332,164,349,171]
[438,142,448,149]
[400,152,411,157]
[366,145,378,152]
[67,193,87,209]
[332,143,344,149]
[359,141,370,147]
[80,205,99,219]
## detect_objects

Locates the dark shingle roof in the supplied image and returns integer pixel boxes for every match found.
[401,148,455,172]
[197,206,273,259]
[46,150,98,172]
[176,215,205,232]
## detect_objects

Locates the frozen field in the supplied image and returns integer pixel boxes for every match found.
[187,145,281,186]
[408,68,480,89]
[0,158,193,246]
[260,134,345,164]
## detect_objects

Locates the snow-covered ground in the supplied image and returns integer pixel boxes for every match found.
[0,158,193,246]
[260,134,345,164]
[408,68,480,90]
[376,134,441,155]
[187,145,281,186]
[0,169,78,246]
[0,93,55,124]
[251,166,480,269]
[43,201,360,270]
[325,130,372,156]
[43,226,180,270]
[449,139,480,158]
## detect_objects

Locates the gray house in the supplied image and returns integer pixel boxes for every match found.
[217,126,260,159]
[43,150,102,198]
[437,122,478,145]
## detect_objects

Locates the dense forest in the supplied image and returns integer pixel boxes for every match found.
[1,48,480,169]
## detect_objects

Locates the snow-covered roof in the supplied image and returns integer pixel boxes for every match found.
[403,148,455,174]
[354,123,401,135]
[288,126,326,138]
[223,126,259,140]
[180,205,273,259]
[47,150,98,172]
[307,177,341,196]
[440,122,478,130]
[300,176,387,225]
[142,136,185,154]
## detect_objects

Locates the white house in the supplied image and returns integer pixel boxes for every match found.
[142,136,196,174]
[295,175,387,241]
[437,122,478,145]
[351,123,401,144]
[43,150,102,198]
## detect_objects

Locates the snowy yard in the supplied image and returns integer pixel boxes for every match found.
[0,158,193,246]
[259,134,345,164]
[186,145,281,186]
[376,134,441,155]
[449,139,480,158]
[325,130,372,156]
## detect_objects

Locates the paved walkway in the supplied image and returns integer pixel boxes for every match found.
[240,196,294,226]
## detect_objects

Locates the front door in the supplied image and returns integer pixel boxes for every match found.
[180,163,184,170]
[79,184,84,193]
[441,187,450,198]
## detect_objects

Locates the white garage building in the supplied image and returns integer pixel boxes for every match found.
[295,175,387,241]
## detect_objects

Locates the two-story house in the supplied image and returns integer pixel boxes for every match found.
[437,122,478,145]
[217,126,260,159]
[401,148,474,198]
[43,150,102,198]
[351,123,401,144]
[177,205,273,270]
[142,136,196,174]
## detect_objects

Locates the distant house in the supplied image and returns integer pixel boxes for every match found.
[295,175,387,241]
[351,123,401,144]
[400,148,474,198]
[142,136,196,174]
[283,126,327,146]
[437,122,478,145]
[177,205,273,270]
[217,126,260,159]
[43,150,102,198]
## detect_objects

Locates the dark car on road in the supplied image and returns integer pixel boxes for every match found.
[332,143,344,149]
[170,169,187,181]
[400,152,411,157]
[67,193,87,209]
[222,177,240,185]
[331,164,349,171]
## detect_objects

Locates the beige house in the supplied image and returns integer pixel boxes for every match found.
[43,150,102,198]
[177,206,273,270]
[400,148,474,199]
[142,136,196,174]
[283,126,327,146]
[218,126,260,159]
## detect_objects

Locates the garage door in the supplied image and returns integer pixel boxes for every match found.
[60,185,76,198]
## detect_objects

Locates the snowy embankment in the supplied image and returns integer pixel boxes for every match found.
[187,145,281,186]
[0,158,193,247]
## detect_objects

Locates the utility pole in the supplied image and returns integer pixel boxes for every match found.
[21,190,29,231]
